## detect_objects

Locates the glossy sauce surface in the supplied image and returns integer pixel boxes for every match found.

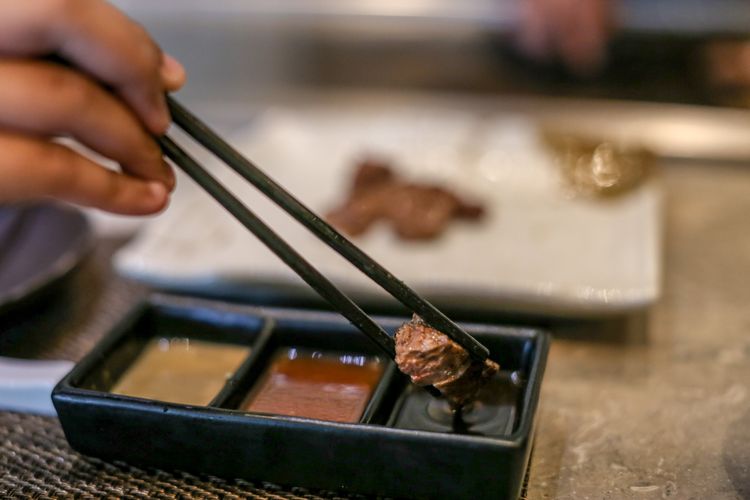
[244,348,384,423]
[392,371,522,436]
[111,338,250,406]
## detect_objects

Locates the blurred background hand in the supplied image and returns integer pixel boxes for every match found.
[516,0,615,76]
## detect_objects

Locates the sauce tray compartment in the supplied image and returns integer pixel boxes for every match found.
[219,311,396,423]
[53,295,549,499]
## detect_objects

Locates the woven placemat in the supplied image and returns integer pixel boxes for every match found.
[0,411,358,500]
[0,239,529,499]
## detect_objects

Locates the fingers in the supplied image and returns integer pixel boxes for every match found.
[555,0,611,75]
[0,0,183,215]
[0,131,168,215]
[0,0,185,134]
[0,59,174,189]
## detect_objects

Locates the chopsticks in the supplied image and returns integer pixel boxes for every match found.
[158,96,490,364]
[159,136,396,358]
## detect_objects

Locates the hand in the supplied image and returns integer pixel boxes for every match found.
[516,0,615,76]
[704,41,750,89]
[0,0,186,215]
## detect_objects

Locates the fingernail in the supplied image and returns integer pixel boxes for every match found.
[148,181,168,200]
[161,53,186,88]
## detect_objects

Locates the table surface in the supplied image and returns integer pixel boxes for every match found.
[1,102,750,499]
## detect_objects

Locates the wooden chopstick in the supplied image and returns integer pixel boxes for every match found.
[165,96,490,363]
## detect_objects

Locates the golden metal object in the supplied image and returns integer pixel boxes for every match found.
[542,131,656,197]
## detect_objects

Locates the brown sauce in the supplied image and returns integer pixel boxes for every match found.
[244,348,384,423]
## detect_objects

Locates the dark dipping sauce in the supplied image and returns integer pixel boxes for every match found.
[393,371,524,436]
[243,348,384,423]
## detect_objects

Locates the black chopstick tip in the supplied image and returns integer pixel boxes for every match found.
[425,385,442,398]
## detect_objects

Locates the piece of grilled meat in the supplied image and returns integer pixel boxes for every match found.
[326,159,485,241]
[394,315,499,409]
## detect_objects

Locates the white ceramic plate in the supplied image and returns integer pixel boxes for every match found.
[115,106,662,317]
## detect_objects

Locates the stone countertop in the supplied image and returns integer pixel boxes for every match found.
[528,162,750,499]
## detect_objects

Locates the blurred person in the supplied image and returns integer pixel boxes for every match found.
[516,0,616,76]
[0,0,185,216]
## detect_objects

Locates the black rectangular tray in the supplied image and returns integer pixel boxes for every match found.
[53,295,549,499]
